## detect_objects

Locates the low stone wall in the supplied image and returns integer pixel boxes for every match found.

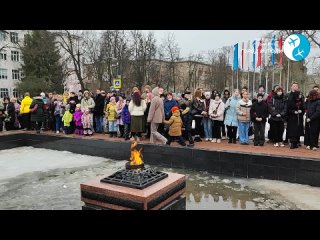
[1,133,320,187]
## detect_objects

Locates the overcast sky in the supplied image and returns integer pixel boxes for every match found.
[143,30,270,57]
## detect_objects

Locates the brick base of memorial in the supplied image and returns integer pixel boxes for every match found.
[80,172,186,210]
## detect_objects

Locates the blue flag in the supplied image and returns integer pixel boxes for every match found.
[252,40,256,70]
[271,35,275,65]
[233,43,238,71]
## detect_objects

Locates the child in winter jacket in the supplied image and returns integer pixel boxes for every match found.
[121,99,131,140]
[105,96,117,137]
[73,104,83,135]
[164,106,186,146]
[82,108,93,136]
[62,104,73,134]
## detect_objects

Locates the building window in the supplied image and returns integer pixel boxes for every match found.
[12,88,20,98]
[10,32,18,43]
[11,51,19,62]
[0,68,8,79]
[0,31,7,41]
[20,69,24,79]
[0,51,7,60]
[12,69,20,80]
[0,88,9,98]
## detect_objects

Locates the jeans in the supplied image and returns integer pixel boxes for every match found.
[55,115,62,132]
[108,120,117,133]
[95,115,104,133]
[202,118,212,139]
[124,123,131,139]
[238,122,250,144]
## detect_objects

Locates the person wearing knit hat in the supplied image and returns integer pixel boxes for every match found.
[164,106,186,146]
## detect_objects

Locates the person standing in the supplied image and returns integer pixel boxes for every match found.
[122,98,131,140]
[20,92,33,130]
[209,93,225,143]
[179,90,194,147]
[29,94,45,134]
[129,91,147,141]
[105,97,118,137]
[250,93,269,146]
[287,91,304,149]
[147,87,167,145]
[93,90,105,133]
[237,91,252,145]
[3,97,15,131]
[268,87,287,147]
[224,89,241,144]
[304,90,320,150]
[202,92,213,141]
[191,89,205,142]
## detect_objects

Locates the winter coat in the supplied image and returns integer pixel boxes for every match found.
[209,99,225,121]
[147,87,165,123]
[164,99,178,120]
[224,96,240,127]
[81,97,95,112]
[93,94,105,116]
[106,102,117,121]
[68,96,79,114]
[53,100,64,117]
[268,95,287,122]
[191,98,205,117]
[266,91,276,104]
[305,99,320,122]
[237,99,252,122]
[30,97,45,122]
[82,113,93,129]
[20,96,33,114]
[62,110,73,127]
[121,105,131,124]
[286,91,304,138]
[73,110,83,127]
[5,102,15,124]
[129,99,147,116]
[164,110,183,136]
[250,100,269,123]
[116,100,124,125]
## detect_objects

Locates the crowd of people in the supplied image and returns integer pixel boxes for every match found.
[0,82,319,150]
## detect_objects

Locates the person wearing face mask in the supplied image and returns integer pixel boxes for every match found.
[268,87,287,147]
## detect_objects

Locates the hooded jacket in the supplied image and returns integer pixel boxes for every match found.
[147,87,165,123]
[164,109,183,136]
[20,96,33,114]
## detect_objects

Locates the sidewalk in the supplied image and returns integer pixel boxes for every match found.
[2,130,319,160]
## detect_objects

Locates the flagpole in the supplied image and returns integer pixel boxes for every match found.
[237,68,239,89]
[272,65,275,89]
[287,60,290,93]
[259,66,262,86]
[253,69,255,95]
[232,70,234,91]
[279,67,282,86]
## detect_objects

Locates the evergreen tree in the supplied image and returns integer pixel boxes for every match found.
[17,30,64,96]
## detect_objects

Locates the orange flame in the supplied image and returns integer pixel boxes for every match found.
[130,141,143,165]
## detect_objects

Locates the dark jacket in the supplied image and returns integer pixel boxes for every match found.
[5,102,15,123]
[287,91,304,138]
[94,94,105,116]
[250,100,269,123]
[68,96,79,114]
[191,99,205,117]
[305,99,320,122]
[268,94,287,122]
[164,99,178,120]
[30,97,45,122]
[121,104,131,124]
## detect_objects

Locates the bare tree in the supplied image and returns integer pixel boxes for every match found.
[161,33,180,92]
[129,30,157,90]
[54,30,86,91]
[186,53,204,92]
